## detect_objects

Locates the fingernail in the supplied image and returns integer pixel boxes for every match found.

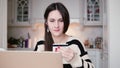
[57,46,60,49]
[55,48,58,52]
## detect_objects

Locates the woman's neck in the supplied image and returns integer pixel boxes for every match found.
[52,34,69,44]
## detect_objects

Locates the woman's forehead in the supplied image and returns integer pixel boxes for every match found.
[48,10,62,19]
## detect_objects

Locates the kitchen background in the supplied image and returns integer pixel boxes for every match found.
[7,0,106,68]
[7,0,103,48]
[1,0,120,68]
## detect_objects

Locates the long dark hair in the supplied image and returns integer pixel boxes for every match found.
[44,2,70,51]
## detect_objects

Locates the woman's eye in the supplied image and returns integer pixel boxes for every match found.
[49,19,55,22]
[59,19,63,22]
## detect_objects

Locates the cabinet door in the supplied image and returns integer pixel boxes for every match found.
[88,49,102,68]
[8,0,31,26]
[84,0,103,26]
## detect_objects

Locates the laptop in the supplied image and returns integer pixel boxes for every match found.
[0,51,63,68]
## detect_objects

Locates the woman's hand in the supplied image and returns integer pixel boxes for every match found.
[57,47,75,62]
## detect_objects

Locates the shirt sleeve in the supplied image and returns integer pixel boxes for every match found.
[69,51,94,68]
[66,39,95,68]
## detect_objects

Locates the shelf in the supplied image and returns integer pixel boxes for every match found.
[83,22,103,26]
[8,48,34,51]
[8,22,32,27]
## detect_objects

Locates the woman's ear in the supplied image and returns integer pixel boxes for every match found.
[45,21,48,25]
[45,22,48,25]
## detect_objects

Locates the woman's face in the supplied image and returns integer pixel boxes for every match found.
[47,10,64,37]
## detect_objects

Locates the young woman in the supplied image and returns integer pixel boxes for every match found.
[34,2,94,68]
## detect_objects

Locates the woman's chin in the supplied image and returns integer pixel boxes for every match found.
[52,33,62,37]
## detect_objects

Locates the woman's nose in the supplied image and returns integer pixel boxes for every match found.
[54,21,59,28]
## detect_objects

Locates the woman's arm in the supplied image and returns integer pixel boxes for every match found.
[66,39,94,68]
[69,50,94,68]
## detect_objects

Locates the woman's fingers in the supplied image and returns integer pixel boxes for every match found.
[58,47,75,62]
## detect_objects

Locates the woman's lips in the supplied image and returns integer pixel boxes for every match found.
[54,29,60,32]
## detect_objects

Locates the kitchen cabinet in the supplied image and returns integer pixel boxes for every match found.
[87,49,102,68]
[84,0,103,26]
[8,0,32,26]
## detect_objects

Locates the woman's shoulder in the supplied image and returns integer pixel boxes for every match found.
[36,40,45,45]
[66,36,87,53]
[34,40,44,51]
[66,36,84,45]
[67,36,82,42]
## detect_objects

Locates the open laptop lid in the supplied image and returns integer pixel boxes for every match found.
[0,51,63,68]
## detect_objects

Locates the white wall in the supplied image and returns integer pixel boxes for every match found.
[31,0,83,23]
[102,0,108,68]
[107,0,120,68]
[0,0,7,49]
